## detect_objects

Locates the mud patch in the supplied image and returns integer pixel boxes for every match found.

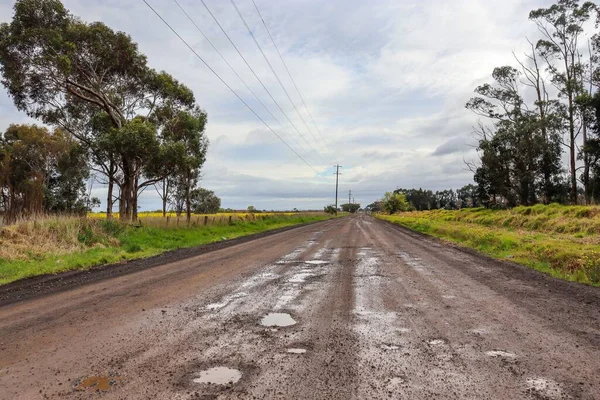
[193,367,242,385]
[74,374,121,392]
[525,377,564,399]
[206,292,248,310]
[260,312,296,327]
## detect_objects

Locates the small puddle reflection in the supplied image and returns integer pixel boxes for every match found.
[427,339,445,345]
[74,375,121,392]
[286,348,307,354]
[305,260,328,265]
[193,367,242,385]
[381,344,400,351]
[260,313,296,327]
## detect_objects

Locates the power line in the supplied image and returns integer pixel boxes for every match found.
[200,0,330,166]
[229,0,334,164]
[250,0,337,163]
[142,0,319,173]
[172,0,321,167]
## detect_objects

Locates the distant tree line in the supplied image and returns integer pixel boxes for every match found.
[467,0,600,207]
[0,0,216,224]
[367,185,478,213]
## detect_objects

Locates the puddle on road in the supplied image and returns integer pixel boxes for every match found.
[397,328,410,333]
[381,344,400,351]
[486,350,516,358]
[286,348,307,354]
[260,313,297,327]
[74,375,121,392]
[442,295,457,300]
[304,260,328,265]
[193,367,242,385]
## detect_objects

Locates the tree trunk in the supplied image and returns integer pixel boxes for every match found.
[132,173,139,222]
[185,175,191,225]
[583,121,590,205]
[107,175,114,219]
[120,158,134,222]
[567,94,577,204]
[162,178,168,217]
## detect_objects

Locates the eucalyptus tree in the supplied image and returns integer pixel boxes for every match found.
[0,124,90,223]
[0,0,207,221]
[529,0,597,203]
[466,66,564,206]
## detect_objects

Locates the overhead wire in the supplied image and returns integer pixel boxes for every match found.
[250,0,337,163]
[172,0,322,167]
[200,0,330,166]
[142,0,320,174]
[228,0,334,164]
[253,1,337,162]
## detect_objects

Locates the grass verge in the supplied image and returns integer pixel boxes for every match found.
[0,213,332,285]
[376,205,600,286]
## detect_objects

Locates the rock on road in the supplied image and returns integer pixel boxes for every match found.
[1,216,599,399]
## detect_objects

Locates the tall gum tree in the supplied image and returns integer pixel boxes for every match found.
[0,0,206,221]
[529,0,597,203]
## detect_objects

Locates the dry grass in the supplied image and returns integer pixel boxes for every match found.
[0,212,333,284]
[0,216,119,261]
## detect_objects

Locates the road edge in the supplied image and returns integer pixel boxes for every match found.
[0,218,337,307]
[372,215,600,297]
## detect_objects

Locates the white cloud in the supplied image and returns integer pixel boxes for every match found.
[0,0,566,209]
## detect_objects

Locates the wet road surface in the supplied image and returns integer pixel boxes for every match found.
[1,215,599,399]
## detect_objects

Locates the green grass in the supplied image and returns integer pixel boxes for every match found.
[376,204,600,286]
[0,213,333,285]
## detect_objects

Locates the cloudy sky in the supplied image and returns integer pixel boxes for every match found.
[0,0,564,210]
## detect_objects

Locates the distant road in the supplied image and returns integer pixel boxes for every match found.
[1,216,599,399]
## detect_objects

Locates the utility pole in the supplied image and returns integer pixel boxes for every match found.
[348,190,352,205]
[333,165,342,212]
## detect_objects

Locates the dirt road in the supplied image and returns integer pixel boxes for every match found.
[1,215,599,399]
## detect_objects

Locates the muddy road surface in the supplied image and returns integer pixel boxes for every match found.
[1,215,599,399]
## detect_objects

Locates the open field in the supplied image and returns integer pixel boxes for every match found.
[376,204,600,286]
[0,213,332,285]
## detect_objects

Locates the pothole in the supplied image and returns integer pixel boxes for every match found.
[260,313,296,327]
[74,375,121,392]
[486,350,516,358]
[286,348,307,354]
[193,367,242,385]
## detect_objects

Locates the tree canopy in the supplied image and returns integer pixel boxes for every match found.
[0,0,211,223]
